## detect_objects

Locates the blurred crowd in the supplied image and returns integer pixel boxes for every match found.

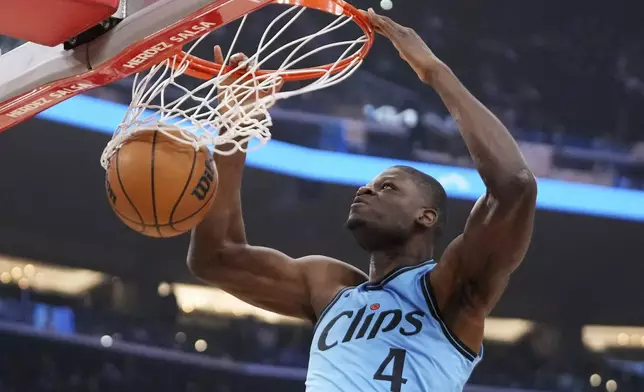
[1,1,644,391]
[1,287,644,392]
[302,0,644,188]
[0,331,300,392]
[2,0,644,188]
[359,0,644,145]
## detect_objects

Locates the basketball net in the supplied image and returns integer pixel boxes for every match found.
[100,4,372,169]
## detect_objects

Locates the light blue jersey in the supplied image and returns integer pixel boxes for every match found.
[306,261,482,392]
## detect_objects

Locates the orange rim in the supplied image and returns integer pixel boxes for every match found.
[172,0,373,81]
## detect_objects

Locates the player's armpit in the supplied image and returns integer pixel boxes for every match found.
[188,245,367,322]
[432,171,537,315]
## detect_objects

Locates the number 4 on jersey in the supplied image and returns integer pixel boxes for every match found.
[373,348,408,392]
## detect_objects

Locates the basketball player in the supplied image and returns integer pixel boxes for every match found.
[188,8,537,391]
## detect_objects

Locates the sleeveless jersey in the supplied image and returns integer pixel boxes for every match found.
[305,261,482,392]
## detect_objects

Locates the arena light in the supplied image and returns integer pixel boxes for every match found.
[172,283,305,325]
[100,335,114,348]
[380,0,393,11]
[10,266,22,280]
[0,254,106,295]
[157,282,171,297]
[583,325,644,351]
[173,281,532,340]
[181,303,195,314]
[17,277,29,290]
[194,339,208,352]
[483,318,534,343]
[175,332,187,344]
[35,94,644,222]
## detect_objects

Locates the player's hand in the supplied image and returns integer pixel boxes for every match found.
[214,45,283,116]
[361,8,446,84]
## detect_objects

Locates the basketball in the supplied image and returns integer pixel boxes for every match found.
[104,129,218,238]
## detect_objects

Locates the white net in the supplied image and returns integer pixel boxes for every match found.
[100,5,369,169]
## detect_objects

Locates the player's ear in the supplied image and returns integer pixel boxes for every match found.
[416,208,437,229]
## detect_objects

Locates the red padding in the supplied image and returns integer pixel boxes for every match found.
[0,0,119,46]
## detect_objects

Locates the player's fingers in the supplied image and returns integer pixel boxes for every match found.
[370,24,386,36]
[369,8,406,33]
[214,45,224,64]
[257,76,283,95]
[367,8,394,26]
[271,77,285,93]
[366,8,382,27]
[358,9,370,20]
[368,7,398,24]
[229,54,241,66]
[229,53,248,67]
[370,23,392,39]
[366,8,396,37]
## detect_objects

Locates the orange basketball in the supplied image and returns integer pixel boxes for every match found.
[104,129,218,238]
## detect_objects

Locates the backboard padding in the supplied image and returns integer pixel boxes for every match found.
[0,0,274,133]
[0,0,119,46]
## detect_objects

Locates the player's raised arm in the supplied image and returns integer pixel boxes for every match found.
[364,9,536,314]
[187,48,366,322]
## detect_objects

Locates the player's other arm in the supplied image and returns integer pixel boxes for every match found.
[428,65,536,315]
[187,49,366,322]
[364,9,536,312]
[187,148,366,321]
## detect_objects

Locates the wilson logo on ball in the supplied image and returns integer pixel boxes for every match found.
[192,159,215,201]
[106,181,117,205]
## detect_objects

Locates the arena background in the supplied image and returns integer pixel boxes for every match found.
[1,0,644,391]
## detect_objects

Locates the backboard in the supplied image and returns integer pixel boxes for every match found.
[0,0,374,137]
[0,0,271,132]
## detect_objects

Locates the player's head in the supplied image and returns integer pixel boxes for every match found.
[346,165,447,252]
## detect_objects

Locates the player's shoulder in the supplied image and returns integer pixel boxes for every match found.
[297,255,368,285]
[296,255,368,320]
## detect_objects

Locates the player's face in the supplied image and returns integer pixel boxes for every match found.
[346,168,425,250]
